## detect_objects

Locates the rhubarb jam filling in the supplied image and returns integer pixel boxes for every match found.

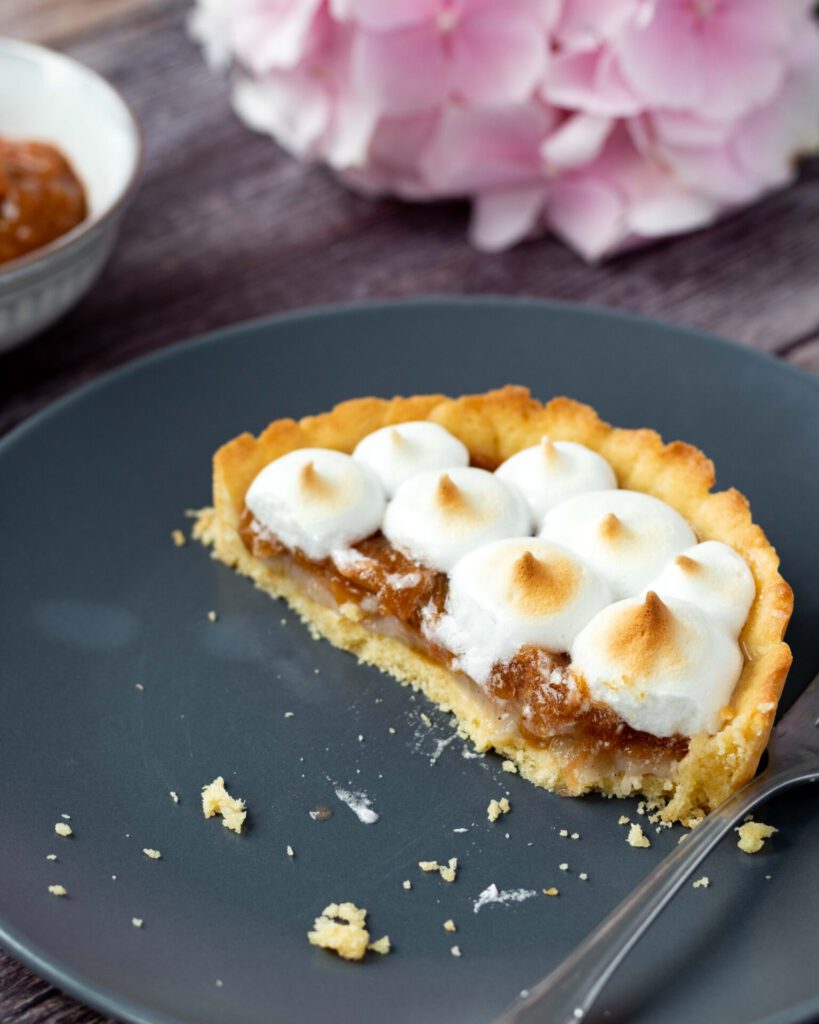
[239,507,689,770]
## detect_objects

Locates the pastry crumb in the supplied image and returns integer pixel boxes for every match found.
[388,727,396,734]
[402,880,412,890]
[487,797,511,822]
[48,884,67,897]
[54,822,73,838]
[419,857,458,882]
[171,529,187,547]
[440,857,458,883]
[286,845,295,858]
[570,832,580,840]
[618,815,630,826]
[143,848,162,860]
[450,945,461,958]
[627,824,651,848]
[46,854,57,861]
[420,712,432,727]
[215,979,224,988]
[443,919,457,932]
[308,902,382,961]
[207,610,218,622]
[170,790,179,804]
[368,935,391,955]
[284,711,294,718]
[578,872,588,881]
[692,876,710,889]
[543,887,559,897]
[201,776,247,833]
[559,828,568,837]
[131,917,143,928]
[501,759,518,774]
[736,821,777,854]
[559,862,569,872]
[135,683,144,691]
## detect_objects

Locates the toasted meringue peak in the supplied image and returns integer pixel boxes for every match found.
[435,472,471,515]
[383,467,530,572]
[598,512,625,541]
[606,592,679,677]
[298,460,332,500]
[353,421,469,498]
[571,594,743,737]
[540,436,559,465]
[428,537,612,684]
[646,541,755,636]
[510,550,579,616]
[495,440,616,527]
[540,490,696,599]
[246,448,385,560]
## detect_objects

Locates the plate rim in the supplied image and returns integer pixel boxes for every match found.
[3,295,819,460]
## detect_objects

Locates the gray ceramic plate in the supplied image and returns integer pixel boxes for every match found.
[1,299,817,1024]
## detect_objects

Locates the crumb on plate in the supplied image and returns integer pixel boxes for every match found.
[736,821,777,854]
[201,776,247,834]
[487,797,511,822]
[627,824,651,848]
[308,902,387,961]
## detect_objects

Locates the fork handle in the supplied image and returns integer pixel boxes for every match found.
[494,769,802,1024]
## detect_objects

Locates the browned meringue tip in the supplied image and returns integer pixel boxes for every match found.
[606,591,678,674]
[298,460,333,498]
[540,436,559,465]
[598,511,624,541]
[436,472,470,514]
[389,428,408,449]
[674,554,700,574]
[510,549,578,614]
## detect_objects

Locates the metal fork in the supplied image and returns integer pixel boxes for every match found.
[493,673,819,1024]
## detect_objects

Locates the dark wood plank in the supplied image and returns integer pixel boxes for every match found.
[1,2,818,1022]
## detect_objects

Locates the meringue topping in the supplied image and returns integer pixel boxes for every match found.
[571,593,743,737]
[428,537,611,684]
[540,490,696,600]
[298,460,333,500]
[598,512,624,541]
[510,550,579,616]
[495,439,617,527]
[435,472,472,516]
[246,448,385,560]
[353,421,469,498]
[383,467,530,572]
[645,541,755,636]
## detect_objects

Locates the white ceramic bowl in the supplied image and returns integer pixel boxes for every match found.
[0,38,141,351]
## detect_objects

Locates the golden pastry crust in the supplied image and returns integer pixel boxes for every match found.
[197,386,793,825]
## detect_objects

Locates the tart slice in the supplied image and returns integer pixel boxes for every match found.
[195,387,792,825]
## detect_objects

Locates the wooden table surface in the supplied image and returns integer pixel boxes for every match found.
[1,1,818,1020]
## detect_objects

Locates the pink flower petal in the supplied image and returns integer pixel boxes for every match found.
[541,113,613,171]
[420,103,552,193]
[470,186,546,251]
[452,4,548,106]
[351,23,449,114]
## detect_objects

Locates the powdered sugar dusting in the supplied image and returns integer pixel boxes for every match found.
[473,883,538,913]
[333,786,380,824]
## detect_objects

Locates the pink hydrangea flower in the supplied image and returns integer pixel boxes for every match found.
[190,0,819,260]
